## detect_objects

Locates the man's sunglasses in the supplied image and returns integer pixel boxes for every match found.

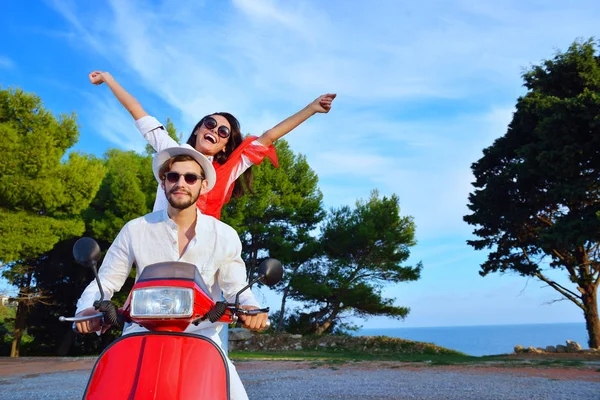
[164,172,204,185]
[203,116,231,139]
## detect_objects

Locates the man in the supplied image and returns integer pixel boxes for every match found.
[74,144,266,400]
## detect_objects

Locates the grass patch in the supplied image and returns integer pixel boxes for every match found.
[229,349,594,368]
[536,360,585,367]
[428,360,456,366]
[229,334,598,368]
[230,349,503,364]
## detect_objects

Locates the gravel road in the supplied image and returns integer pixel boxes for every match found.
[0,358,598,399]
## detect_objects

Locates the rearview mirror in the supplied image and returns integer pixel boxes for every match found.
[73,237,106,304]
[73,237,101,269]
[258,258,283,287]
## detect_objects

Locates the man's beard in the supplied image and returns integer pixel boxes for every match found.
[166,186,200,210]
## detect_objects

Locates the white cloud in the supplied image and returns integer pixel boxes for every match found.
[45,0,107,56]
[232,0,319,41]
[298,106,515,240]
[48,0,600,115]
[0,56,15,69]
[48,0,598,243]
[81,91,148,153]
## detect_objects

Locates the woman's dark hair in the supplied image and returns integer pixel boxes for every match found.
[186,112,253,198]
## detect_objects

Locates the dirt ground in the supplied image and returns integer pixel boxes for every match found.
[1,357,599,382]
[0,357,97,377]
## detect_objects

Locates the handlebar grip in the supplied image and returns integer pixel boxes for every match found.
[64,314,105,334]
[237,307,270,315]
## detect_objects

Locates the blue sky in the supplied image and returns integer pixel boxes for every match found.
[1,0,599,328]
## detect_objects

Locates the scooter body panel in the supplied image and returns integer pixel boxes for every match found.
[83,332,229,400]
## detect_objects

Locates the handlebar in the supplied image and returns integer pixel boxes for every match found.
[60,305,270,330]
[58,313,104,322]
[59,313,106,334]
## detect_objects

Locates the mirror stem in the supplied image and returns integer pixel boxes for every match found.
[90,261,105,306]
[234,274,264,308]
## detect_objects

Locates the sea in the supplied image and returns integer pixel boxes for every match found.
[356,322,589,356]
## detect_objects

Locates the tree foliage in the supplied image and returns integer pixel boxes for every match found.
[0,88,105,262]
[0,88,183,356]
[84,149,156,243]
[222,139,326,331]
[0,87,105,356]
[464,39,600,348]
[287,191,422,335]
[222,140,325,263]
[221,140,325,278]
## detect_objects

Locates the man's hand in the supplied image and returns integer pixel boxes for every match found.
[310,93,336,114]
[89,71,111,86]
[238,306,269,331]
[74,307,109,334]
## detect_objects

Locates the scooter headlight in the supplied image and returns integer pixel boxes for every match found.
[130,287,194,318]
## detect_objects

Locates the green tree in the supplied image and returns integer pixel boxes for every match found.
[84,149,156,242]
[221,140,325,331]
[0,87,105,357]
[0,303,19,355]
[464,39,600,348]
[6,238,92,356]
[288,191,422,335]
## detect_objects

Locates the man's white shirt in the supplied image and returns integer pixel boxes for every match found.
[76,208,259,342]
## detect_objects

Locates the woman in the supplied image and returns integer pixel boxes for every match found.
[89,71,335,219]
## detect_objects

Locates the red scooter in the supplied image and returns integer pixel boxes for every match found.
[60,237,283,400]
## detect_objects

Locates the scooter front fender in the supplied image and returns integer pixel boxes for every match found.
[83,332,229,400]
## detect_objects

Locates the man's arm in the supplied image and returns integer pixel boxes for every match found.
[89,71,148,120]
[217,228,267,331]
[256,93,336,147]
[75,226,135,333]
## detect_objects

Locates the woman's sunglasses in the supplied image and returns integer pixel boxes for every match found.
[203,116,231,139]
[164,172,204,185]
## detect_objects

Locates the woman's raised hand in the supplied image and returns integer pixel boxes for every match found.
[311,93,336,113]
[89,71,111,85]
